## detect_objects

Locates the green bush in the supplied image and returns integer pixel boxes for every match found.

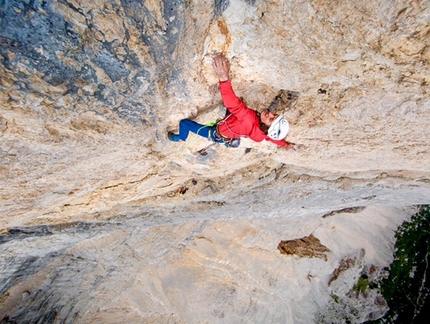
[375,205,430,323]
[353,276,369,294]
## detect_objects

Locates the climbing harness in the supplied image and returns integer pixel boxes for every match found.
[211,114,241,148]
[190,112,242,156]
[212,125,240,148]
[192,114,241,149]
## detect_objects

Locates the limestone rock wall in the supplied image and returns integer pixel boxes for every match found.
[1,0,429,226]
[1,0,430,322]
[1,0,430,224]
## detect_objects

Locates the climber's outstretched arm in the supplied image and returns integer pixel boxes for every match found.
[212,54,248,119]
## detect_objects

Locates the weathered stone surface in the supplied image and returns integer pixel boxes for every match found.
[0,0,430,322]
[278,234,331,260]
[0,206,416,323]
[1,0,429,226]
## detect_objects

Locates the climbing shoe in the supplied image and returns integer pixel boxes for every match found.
[167,131,180,142]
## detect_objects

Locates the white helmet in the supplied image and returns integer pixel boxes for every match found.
[268,115,289,140]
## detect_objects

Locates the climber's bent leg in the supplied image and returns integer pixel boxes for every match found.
[178,119,212,141]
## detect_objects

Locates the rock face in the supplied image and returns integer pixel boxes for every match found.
[278,234,331,260]
[1,0,430,323]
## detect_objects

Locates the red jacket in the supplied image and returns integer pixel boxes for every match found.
[218,81,287,147]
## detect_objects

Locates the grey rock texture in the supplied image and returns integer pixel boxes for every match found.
[1,0,430,323]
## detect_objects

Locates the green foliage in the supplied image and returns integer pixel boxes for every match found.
[375,205,430,323]
[353,276,369,294]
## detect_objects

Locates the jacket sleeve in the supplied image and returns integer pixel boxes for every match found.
[219,80,249,120]
[266,137,287,147]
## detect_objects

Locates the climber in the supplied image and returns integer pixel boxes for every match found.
[167,54,295,150]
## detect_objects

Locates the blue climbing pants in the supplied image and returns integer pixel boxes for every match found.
[178,119,214,141]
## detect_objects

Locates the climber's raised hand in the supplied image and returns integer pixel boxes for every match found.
[212,54,230,82]
[285,142,297,152]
